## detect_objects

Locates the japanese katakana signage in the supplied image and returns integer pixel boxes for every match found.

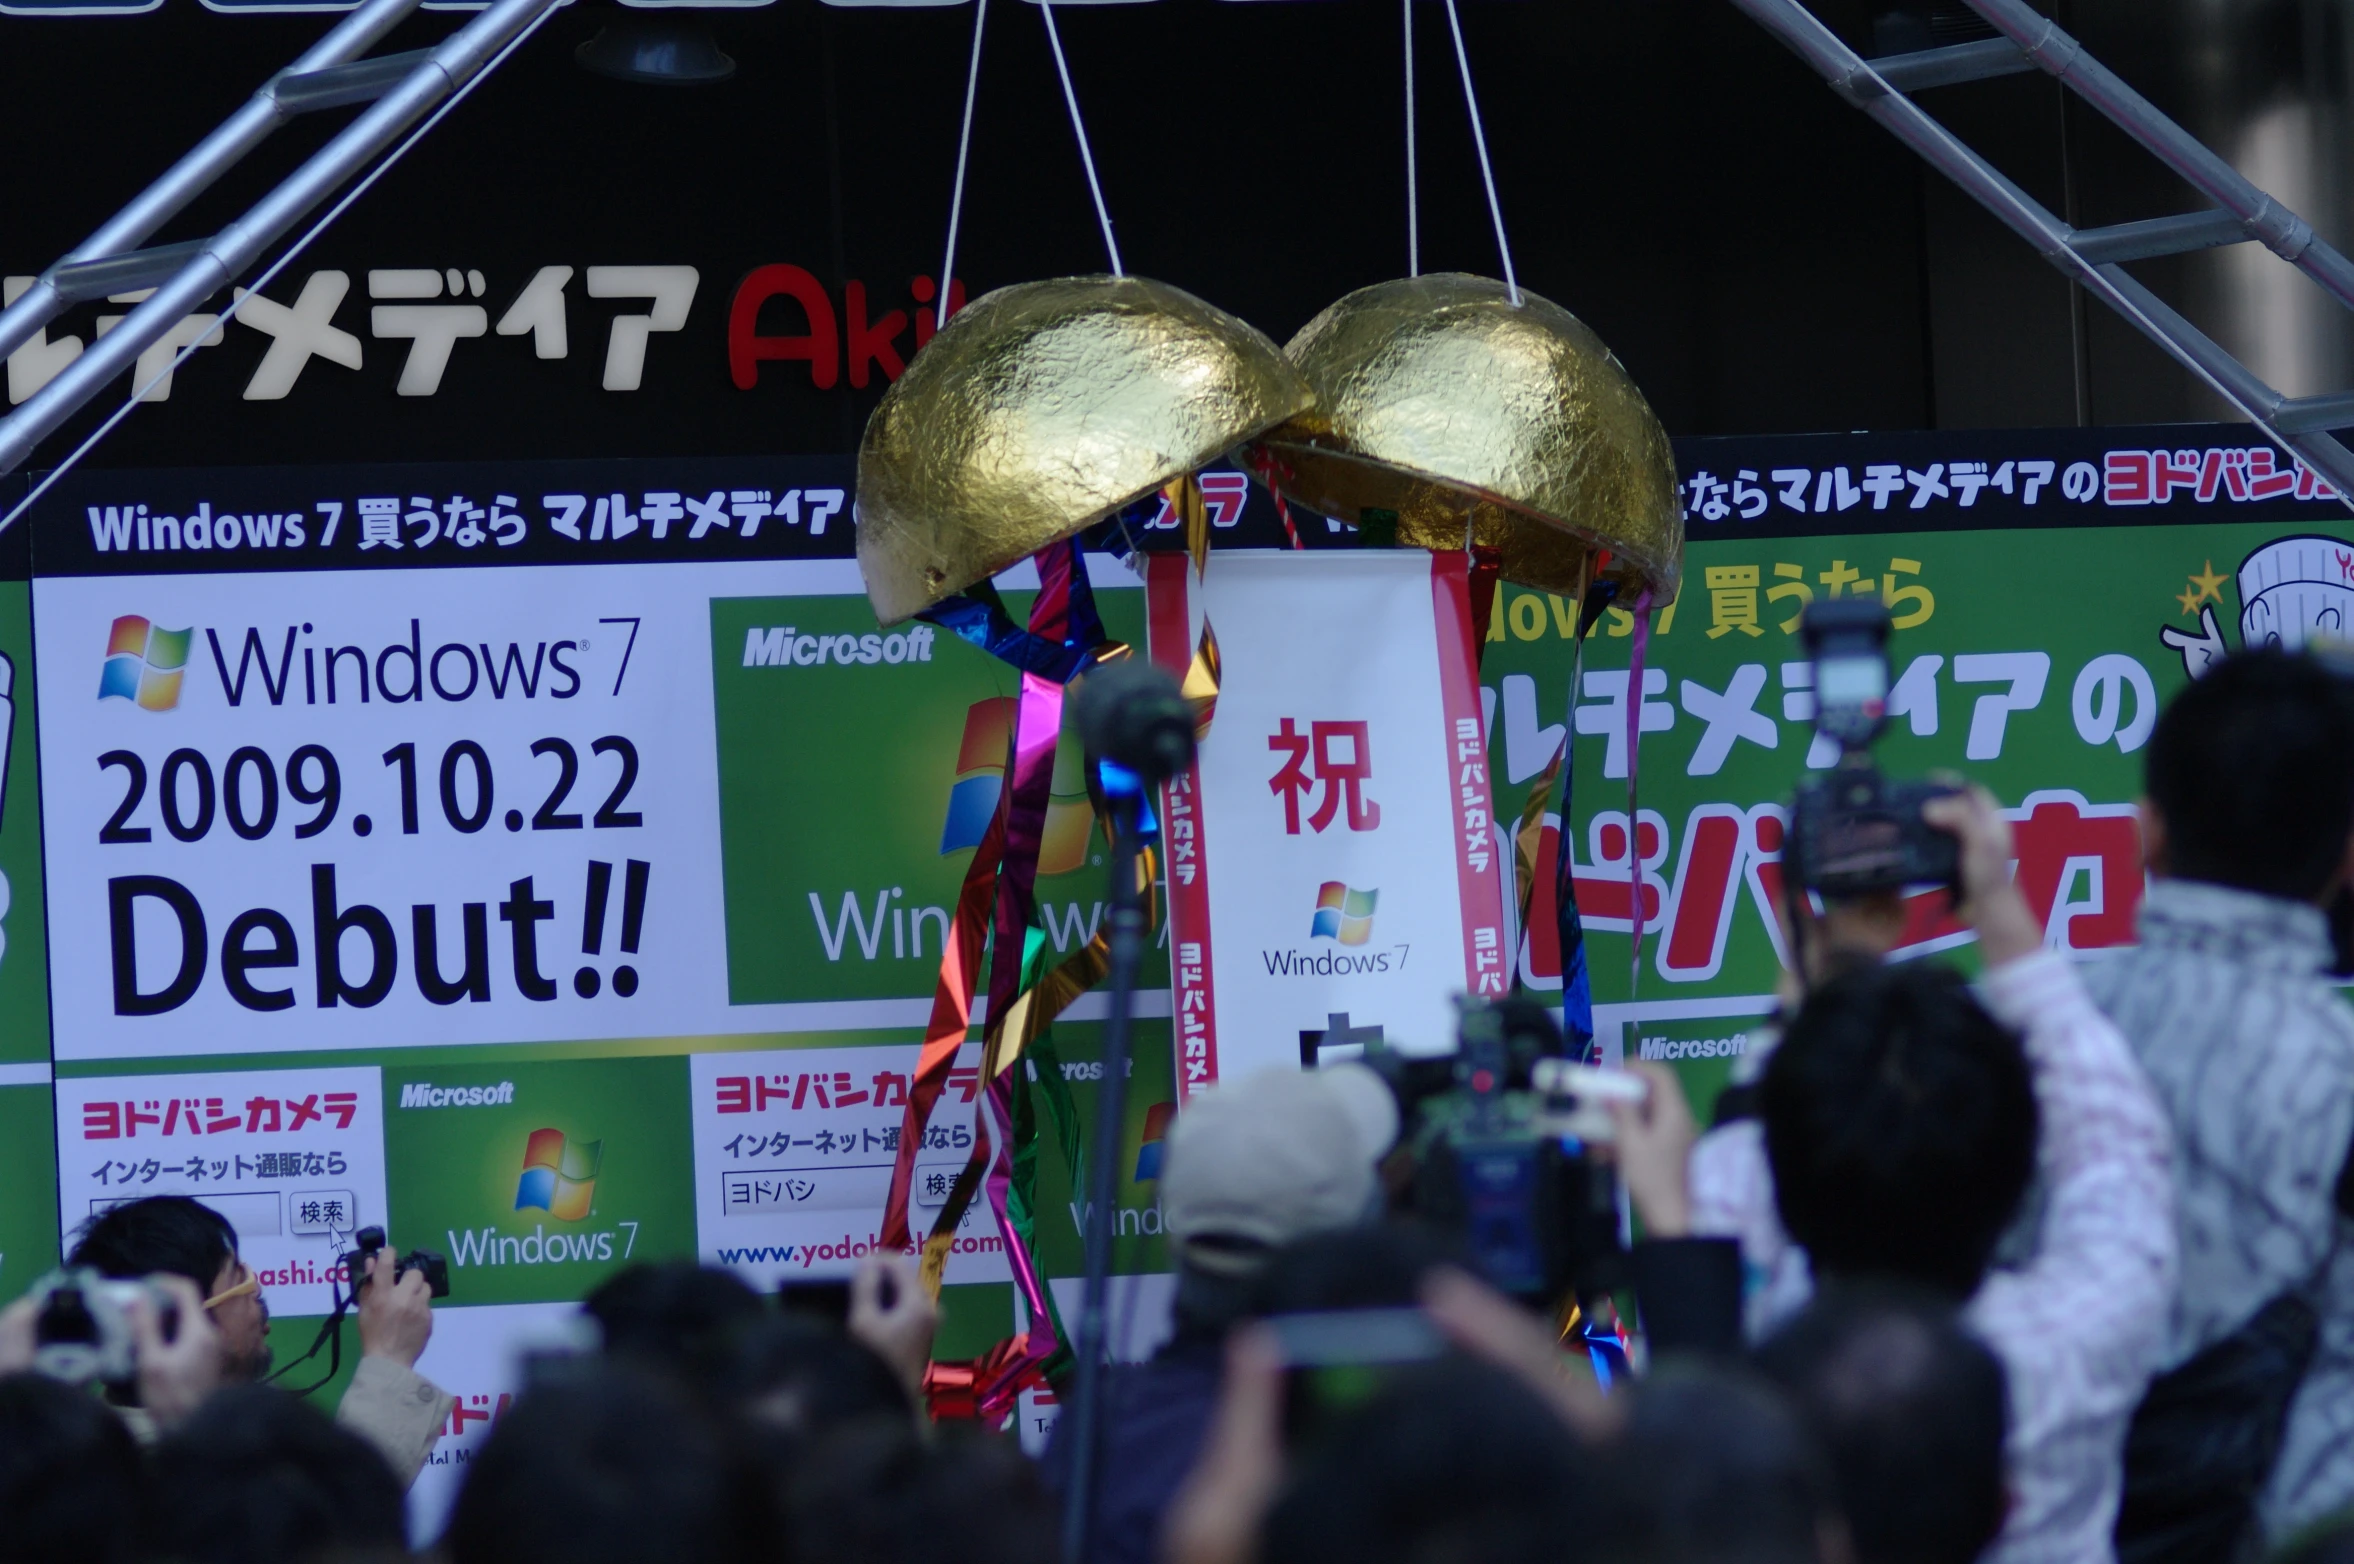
[688,1043,1012,1288]
[3,427,2352,1460]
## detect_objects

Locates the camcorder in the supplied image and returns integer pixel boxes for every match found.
[26,1268,179,1387]
[1367,996,1641,1308]
[1784,598,1962,897]
[341,1225,451,1299]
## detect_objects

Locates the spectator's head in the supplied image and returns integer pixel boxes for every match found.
[1249,1223,1457,1317]
[0,1371,143,1564]
[722,1311,912,1447]
[67,1197,269,1382]
[1764,961,2037,1299]
[1262,1358,1588,1564]
[1160,1064,1397,1332]
[2145,647,2354,902]
[138,1385,404,1564]
[443,1367,774,1564]
[1754,1286,2008,1564]
[1591,1362,1843,1564]
[790,1419,1054,1564]
[582,1261,763,1384]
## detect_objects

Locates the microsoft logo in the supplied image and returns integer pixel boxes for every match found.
[399,1082,515,1109]
[98,615,192,712]
[1131,1102,1176,1181]
[939,697,1093,874]
[1309,883,1378,946]
[514,1128,602,1222]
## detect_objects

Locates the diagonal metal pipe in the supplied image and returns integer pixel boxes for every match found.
[1724,0,2354,503]
[0,0,562,480]
[0,0,423,366]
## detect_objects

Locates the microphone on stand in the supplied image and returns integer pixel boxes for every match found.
[1061,656,1194,1564]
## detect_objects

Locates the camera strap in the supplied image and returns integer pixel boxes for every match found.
[264,1291,350,1396]
[263,1253,357,1397]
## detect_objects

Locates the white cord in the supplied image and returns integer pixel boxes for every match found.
[1404,0,1419,277]
[1038,0,1123,278]
[1443,0,1518,305]
[938,0,989,327]
[0,0,565,538]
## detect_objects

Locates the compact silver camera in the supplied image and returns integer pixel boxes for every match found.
[27,1268,178,1386]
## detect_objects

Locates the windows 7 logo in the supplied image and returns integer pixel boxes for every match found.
[939,697,1095,875]
[514,1128,602,1221]
[1310,883,1378,946]
[98,615,192,712]
[1132,1102,1176,1181]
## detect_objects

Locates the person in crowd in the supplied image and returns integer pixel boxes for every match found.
[582,1258,765,1387]
[51,1195,453,1485]
[1259,1358,1593,1564]
[0,1370,143,1564]
[1618,783,2176,1564]
[1587,1362,1848,1564]
[139,1384,407,1564]
[790,1418,1056,1564]
[1035,1061,1398,1564]
[2079,649,2354,1556]
[1753,1285,2010,1564]
[441,1365,778,1564]
[580,1254,932,1436]
[1162,1243,1621,1564]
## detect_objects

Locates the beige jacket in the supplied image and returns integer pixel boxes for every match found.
[115,1356,454,1488]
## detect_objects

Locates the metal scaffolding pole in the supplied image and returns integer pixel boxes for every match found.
[0,0,562,480]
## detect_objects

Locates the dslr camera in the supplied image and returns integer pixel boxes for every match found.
[26,1268,178,1386]
[341,1226,450,1299]
[1368,996,1640,1307]
[1784,598,1961,896]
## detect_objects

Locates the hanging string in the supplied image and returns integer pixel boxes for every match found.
[1404,0,1420,277]
[1441,0,1518,305]
[937,0,990,328]
[1037,0,1123,277]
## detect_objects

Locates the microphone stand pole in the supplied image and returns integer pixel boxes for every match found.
[1060,783,1149,1564]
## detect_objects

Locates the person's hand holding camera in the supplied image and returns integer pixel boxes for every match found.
[1922,783,2041,969]
[1607,1060,1700,1240]
[133,1274,224,1429]
[847,1252,937,1402]
[355,1249,435,1369]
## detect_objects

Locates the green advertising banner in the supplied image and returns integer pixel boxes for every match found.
[6,428,2351,1437]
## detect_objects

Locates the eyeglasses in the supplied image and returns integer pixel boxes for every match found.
[203,1268,260,1311]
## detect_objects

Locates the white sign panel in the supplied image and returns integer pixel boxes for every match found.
[1148,551,1506,1092]
[53,1064,386,1315]
[35,559,837,1060]
[689,1043,1012,1288]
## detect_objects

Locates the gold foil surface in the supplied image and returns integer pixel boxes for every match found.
[1253,273,1683,603]
[855,275,1314,625]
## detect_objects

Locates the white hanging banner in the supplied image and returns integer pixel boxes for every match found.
[1147,549,1506,1097]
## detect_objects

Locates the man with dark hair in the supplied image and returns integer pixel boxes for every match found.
[2083,648,2354,1551]
[1588,1362,1845,1564]
[1675,785,2175,1564]
[139,1385,407,1564]
[1754,1286,2010,1564]
[442,1367,776,1564]
[0,1371,144,1564]
[61,1194,453,1486]
[1761,962,2039,1301]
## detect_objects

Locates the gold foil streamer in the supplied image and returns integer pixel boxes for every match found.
[1513,734,1566,938]
[1182,622,1221,741]
[855,276,1313,625]
[1251,273,1683,603]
